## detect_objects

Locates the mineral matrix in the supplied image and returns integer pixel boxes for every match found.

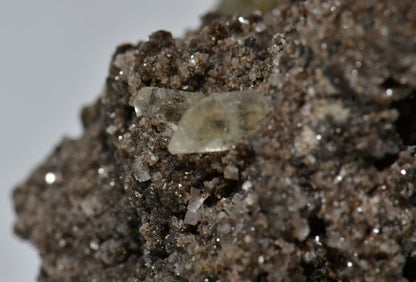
[13,0,416,281]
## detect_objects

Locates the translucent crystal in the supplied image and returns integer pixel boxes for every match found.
[223,164,239,180]
[133,87,205,124]
[184,188,208,225]
[168,90,266,154]
[132,157,151,182]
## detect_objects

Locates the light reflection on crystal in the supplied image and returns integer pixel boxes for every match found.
[315,235,322,246]
[45,172,56,184]
[98,168,106,175]
[238,16,249,24]
[242,180,253,191]
[189,55,196,65]
[89,241,99,251]
[334,174,343,183]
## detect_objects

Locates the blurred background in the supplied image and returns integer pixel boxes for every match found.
[0,1,216,280]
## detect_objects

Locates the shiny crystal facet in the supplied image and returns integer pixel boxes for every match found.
[168,91,266,154]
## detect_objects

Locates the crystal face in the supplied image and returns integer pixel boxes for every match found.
[168,90,266,154]
[132,87,266,154]
[133,87,205,124]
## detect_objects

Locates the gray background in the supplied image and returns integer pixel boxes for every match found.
[0,1,216,280]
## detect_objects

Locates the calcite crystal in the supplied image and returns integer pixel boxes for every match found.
[168,90,266,154]
[132,87,205,125]
[133,87,266,154]
[13,0,416,281]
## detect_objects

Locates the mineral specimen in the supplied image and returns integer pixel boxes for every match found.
[13,0,416,281]
[168,90,267,154]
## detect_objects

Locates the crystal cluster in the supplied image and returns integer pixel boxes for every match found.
[133,87,266,154]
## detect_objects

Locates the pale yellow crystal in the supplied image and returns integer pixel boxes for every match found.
[168,91,266,154]
[132,87,205,124]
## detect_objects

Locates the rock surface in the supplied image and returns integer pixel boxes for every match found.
[13,0,416,281]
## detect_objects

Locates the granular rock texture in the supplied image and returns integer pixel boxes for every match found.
[13,0,416,281]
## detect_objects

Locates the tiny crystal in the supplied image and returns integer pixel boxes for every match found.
[132,158,151,182]
[89,241,99,251]
[224,164,239,180]
[184,188,207,225]
[133,87,205,124]
[168,90,266,154]
[242,180,253,191]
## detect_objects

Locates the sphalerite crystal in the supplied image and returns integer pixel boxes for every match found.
[168,90,266,154]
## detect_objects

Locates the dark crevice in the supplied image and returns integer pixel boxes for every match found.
[307,215,327,237]
[200,272,219,282]
[171,203,187,219]
[205,180,242,207]
[300,257,326,281]
[149,246,168,262]
[253,272,268,282]
[184,224,198,235]
[127,214,143,244]
[403,254,416,281]
[392,91,416,146]
[365,185,378,196]
[326,248,348,271]
[373,153,399,171]
[216,180,241,198]
[204,195,219,207]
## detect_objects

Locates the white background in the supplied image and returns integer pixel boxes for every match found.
[0,1,216,280]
